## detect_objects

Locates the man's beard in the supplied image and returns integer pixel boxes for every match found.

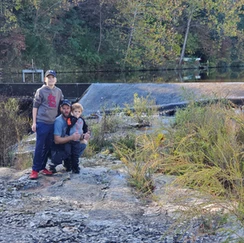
[62,112,70,118]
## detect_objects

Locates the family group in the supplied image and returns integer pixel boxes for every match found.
[29,70,90,180]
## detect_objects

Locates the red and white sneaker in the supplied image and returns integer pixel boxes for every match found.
[42,168,53,176]
[30,170,38,180]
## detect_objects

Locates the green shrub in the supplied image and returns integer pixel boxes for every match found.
[88,111,123,152]
[0,97,31,166]
[158,100,244,226]
[113,132,163,195]
[124,93,157,124]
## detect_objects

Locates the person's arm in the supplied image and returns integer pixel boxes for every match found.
[32,87,43,132]
[81,117,88,133]
[54,132,80,144]
[32,107,38,132]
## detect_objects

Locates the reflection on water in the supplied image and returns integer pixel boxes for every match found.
[1,67,244,83]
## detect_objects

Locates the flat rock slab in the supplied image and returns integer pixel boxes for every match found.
[0,154,241,242]
[80,82,244,115]
[0,158,172,243]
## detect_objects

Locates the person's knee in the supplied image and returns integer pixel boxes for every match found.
[79,143,87,156]
[51,149,63,166]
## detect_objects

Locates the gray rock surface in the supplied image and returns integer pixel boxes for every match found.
[0,154,240,243]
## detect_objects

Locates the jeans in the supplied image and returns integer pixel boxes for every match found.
[32,122,54,172]
[51,142,87,167]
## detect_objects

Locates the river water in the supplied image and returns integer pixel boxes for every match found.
[1,67,244,84]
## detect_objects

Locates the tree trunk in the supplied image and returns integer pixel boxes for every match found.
[97,1,103,53]
[123,6,138,68]
[178,11,193,67]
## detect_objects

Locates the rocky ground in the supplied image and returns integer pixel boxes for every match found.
[1,103,244,242]
[0,152,243,243]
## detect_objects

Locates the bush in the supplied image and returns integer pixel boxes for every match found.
[158,100,244,226]
[0,97,31,166]
[162,101,243,182]
[113,132,163,195]
[88,111,123,152]
[124,93,157,125]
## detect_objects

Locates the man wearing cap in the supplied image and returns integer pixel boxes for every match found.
[49,99,90,172]
[30,70,63,179]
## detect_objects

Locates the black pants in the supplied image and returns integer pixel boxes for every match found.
[64,141,80,170]
[51,144,70,166]
[50,142,86,171]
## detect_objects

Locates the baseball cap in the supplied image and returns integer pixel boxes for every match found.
[61,99,72,107]
[45,70,56,77]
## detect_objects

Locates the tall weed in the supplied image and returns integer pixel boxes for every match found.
[113,132,163,195]
[88,111,123,152]
[0,97,30,166]
[160,100,244,227]
[124,93,157,124]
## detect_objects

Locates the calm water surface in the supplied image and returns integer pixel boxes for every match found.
[1,67,244,84]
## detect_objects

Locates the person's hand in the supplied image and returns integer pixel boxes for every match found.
[83,132,90,141]
[32,123,36,132]
[72,132,80,141]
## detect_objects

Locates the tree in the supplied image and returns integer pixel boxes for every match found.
[114,0,182,68]
[178,0,244,66]
[115,0,244,68]
[0,0,26,66]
